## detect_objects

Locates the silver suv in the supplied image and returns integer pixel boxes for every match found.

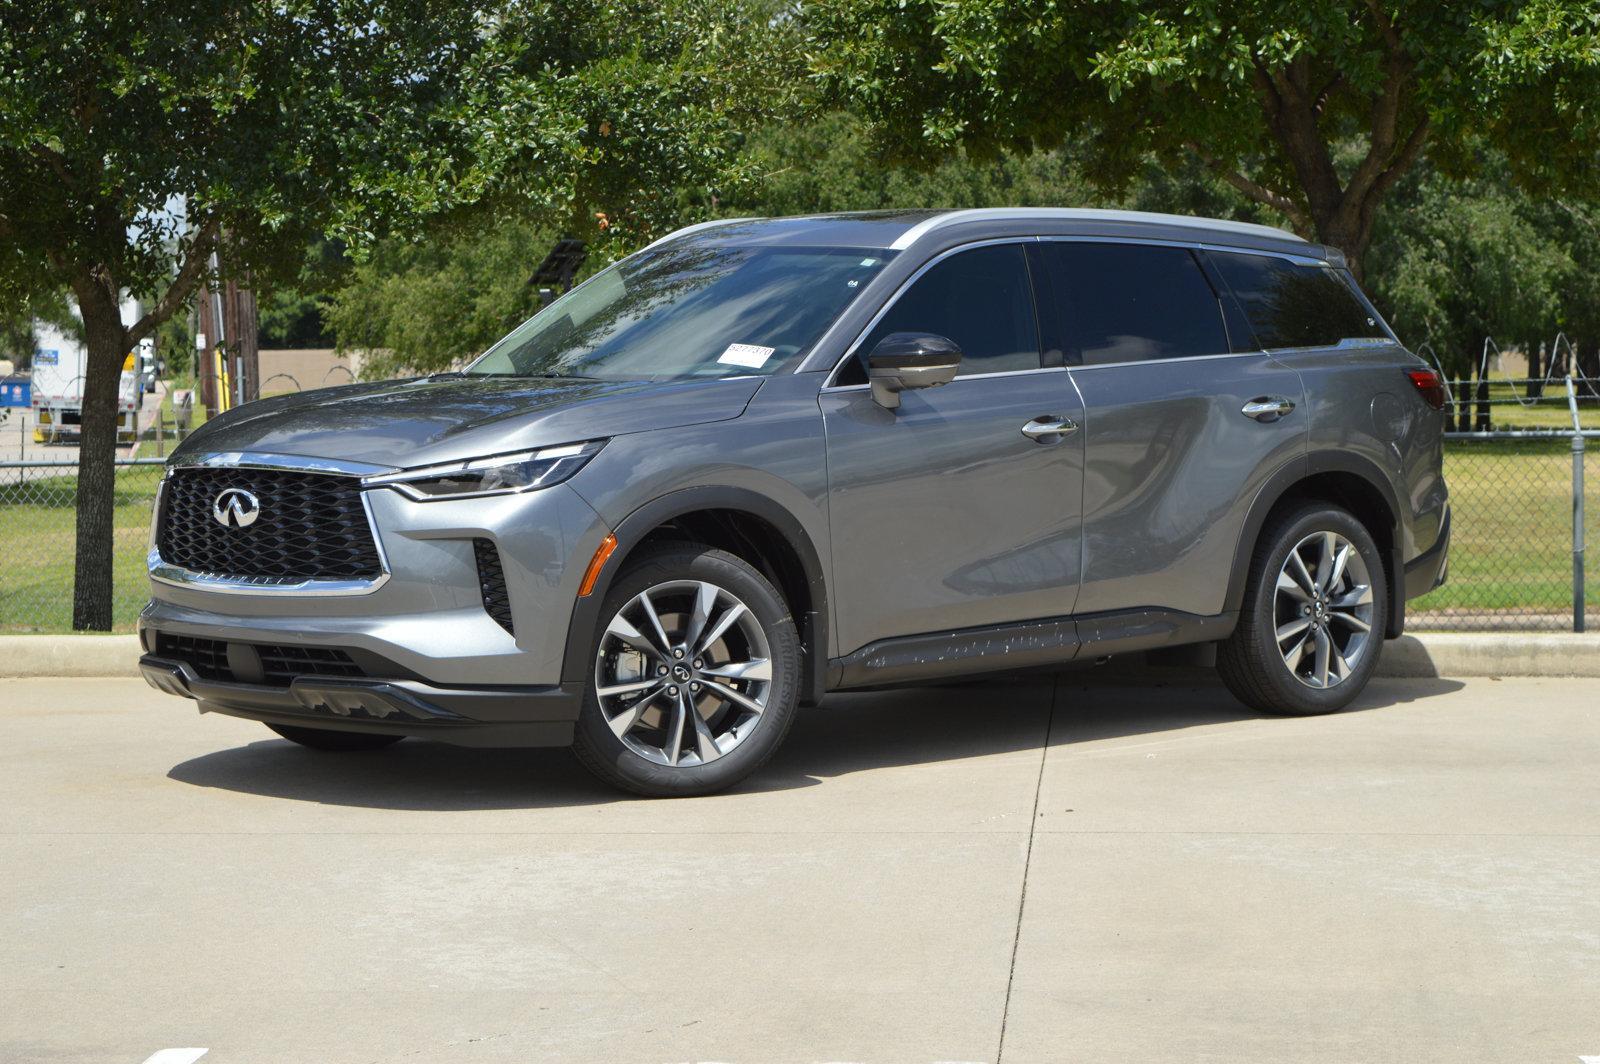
[139,209,1451,796]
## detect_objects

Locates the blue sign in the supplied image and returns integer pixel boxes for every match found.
[0,378,29,408]
[35,348,58,366]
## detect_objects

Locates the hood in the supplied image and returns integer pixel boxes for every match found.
[170,374,763,469]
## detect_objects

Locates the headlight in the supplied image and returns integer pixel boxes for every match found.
[366,440,605,501]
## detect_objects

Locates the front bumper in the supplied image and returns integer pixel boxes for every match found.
[140,653,583,747]
[145,474,611,687]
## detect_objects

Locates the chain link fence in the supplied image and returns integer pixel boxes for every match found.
[0,460,164,632]
[1408,434,1594,631]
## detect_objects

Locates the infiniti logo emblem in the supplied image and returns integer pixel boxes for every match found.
[212,487,261,528]
[672,664,692,682]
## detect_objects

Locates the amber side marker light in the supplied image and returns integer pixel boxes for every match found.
[579,533,618,597]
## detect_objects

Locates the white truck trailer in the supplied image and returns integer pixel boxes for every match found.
[30,303,152,444]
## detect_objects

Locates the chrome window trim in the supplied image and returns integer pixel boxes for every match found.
[819,237,1042,390]
[1065,350,1267,373]
[149,454,393,597]
[822,364,1069,393]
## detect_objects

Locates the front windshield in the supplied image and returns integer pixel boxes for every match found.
[467,245,894,381]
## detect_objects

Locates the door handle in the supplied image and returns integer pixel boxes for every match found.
[1021,415,1078,442]
[1241,396,1296,423]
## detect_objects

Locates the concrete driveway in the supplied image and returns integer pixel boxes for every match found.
[2,670,1597,1063]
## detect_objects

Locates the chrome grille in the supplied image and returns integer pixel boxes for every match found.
[157,466,382,583]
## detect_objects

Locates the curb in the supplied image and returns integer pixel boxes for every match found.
[0,632,1596,681]
[0,634,144,678]
[1376,632,1600,679]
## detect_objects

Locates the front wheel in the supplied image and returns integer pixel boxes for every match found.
[1218,503,1388,716]
[571,544,801,797]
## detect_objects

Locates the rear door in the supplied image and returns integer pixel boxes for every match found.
[821,241,1086,655]
[1035,239,1305,620]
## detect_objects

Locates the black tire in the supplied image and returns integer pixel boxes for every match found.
[266,723,405,751]
[571,543,801,797]
[1218,503,1388,716]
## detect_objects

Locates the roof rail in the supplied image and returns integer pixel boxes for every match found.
[886,208,1308,251]
[640,217,758,253]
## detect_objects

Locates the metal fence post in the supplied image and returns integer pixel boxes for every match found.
[1570,377,1587,633]
[1575,433,1587,634]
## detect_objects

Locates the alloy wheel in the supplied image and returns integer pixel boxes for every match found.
[593,579,773,767]
[1273,530,1375,690]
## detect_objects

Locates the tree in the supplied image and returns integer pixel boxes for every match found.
[0,1,487,629]
[1364,164,1570,426]
[804,0,1600,276]
[0,0,791,629]
[328,220,559,377]
[1367,168,1567,373]
[322,0,798,376]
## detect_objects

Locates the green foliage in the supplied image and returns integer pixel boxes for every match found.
[803,1,1600,267]
[443,0,803,250]
[1366,168,1567,371]
[328,220,560,378]
[0,1,486,319]
[732,112,1095,214]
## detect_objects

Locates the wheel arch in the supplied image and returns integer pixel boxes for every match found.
[560,487,829,704]
[1226,452,1406,638]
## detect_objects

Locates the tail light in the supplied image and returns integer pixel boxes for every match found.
[1407,369,1447,411]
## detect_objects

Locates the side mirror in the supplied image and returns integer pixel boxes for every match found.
[866,332,962,410]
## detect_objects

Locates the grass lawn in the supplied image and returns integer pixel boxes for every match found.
[0,468,162,632]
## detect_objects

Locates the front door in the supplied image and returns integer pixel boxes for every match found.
[821,242,1086,656]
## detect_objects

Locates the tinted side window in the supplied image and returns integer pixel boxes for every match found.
[1210,251,1385,349]
[859,243,1040,377]
[1039,243,1229,365]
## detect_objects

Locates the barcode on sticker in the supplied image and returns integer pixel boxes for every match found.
[717,343,775,369]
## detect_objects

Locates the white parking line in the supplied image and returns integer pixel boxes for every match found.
[141,1050,208,1064]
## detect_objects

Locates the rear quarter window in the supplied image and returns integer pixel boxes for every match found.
[1039,242,1229,365]
[1210,251,1387,350]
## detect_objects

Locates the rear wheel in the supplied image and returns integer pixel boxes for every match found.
[571,544,801,797]
[1218,503,1387,715]
[266,723,405,751]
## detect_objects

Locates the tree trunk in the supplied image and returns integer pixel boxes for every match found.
[70,278,130,631]
[1579,339,1599,387]
[1474,366,1491,431]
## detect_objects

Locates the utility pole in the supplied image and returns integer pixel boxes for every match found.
[223,274,259,404]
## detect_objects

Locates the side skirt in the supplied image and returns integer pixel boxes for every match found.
[827,608,1238,691]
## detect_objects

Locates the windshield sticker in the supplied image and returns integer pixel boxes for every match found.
[717,343,776,369]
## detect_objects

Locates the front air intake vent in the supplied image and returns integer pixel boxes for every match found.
[473,538,515,635]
